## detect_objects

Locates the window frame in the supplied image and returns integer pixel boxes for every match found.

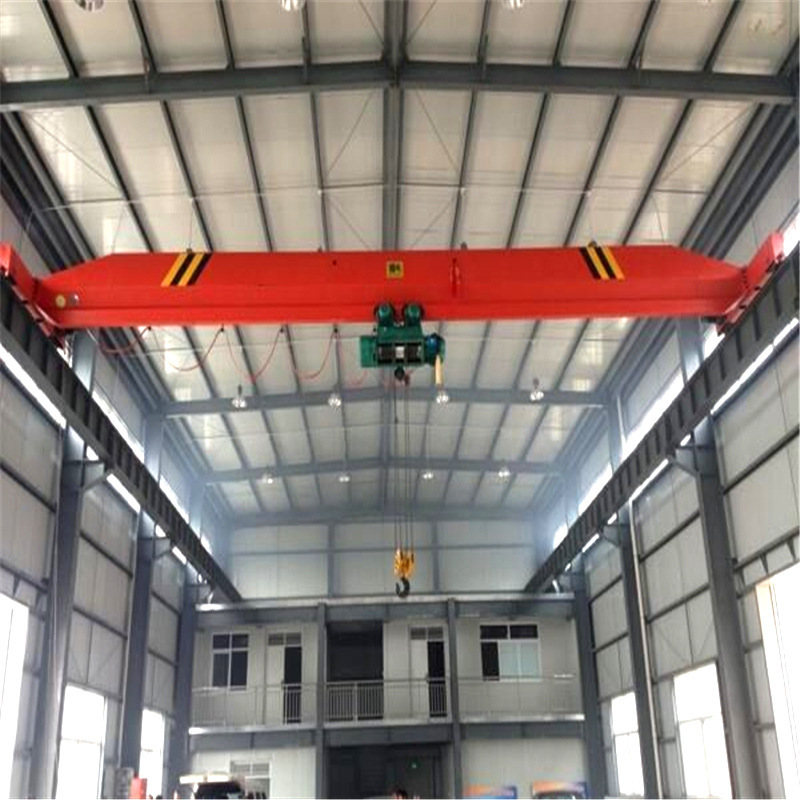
[479,623,541,681]
[610,691,644,798]
[211,631,250,689]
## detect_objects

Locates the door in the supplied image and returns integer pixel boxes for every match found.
[427,641,447,717]
[410,637,429,718]
[283,645,302,724]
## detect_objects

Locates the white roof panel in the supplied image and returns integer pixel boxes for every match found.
[714,0,797,74]
[527,405,585,461]
[398,185,458,249]
[457,185,520,248]
[417,471,447,503]
[350,472,379,506]
[440,321,486,386]
[346,401,381,459]
[225,1,304,67]
[72,202,147,256]
[476,322,535,389]
[221,482,261,515]
[486,0,566,64]
[562,0,652,67]
[255,480,292,513]
[643,0,735,70]
[318,473,349,507]
[427,401,467,458]
[144,327,212,400]
[23,109,118,202]
[503,474,544,509]
[239,329,296,394]
[457,404,505,460]
[199,194,267,250]
[473,474,507,506]
[285,475,320,509]
[305,405,346,463]
[658,101,755,194]
[560,318,633,391]
[1,0,67,81]
[629,189,705,245]
[514,187,581,246]
[170,99,252,194]
[402,90,471,184]
[137,0,226,72]
[288,324,337,387]
[309,0,384,63]
[569,187,640,245]
[264,187,325,251]
[268,408,313,464]
[327,186,382,250]
[445,471,481,505]
[517,319,586,391]
[49,0,142,76]
[405,0,484,62]
[318,90,382,185]
[492,405,545,461]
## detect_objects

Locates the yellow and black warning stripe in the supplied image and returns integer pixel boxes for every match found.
[579,244,625,281]
[161,251,211,288]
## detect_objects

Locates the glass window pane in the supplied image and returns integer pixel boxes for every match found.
[614,732,644,796]
[480,625,508,640]
[230,651,248,687]
[56,739,102,798]
[674,663,721,721]
[518,642,540,677]
[232,634,249,649]
[680,719,709,797]
[212,653,229,687]
[498,641,518,678]
[212,634,230,650]
[60,686,106,743]
[703,716,732,798]
[611,692,639,735]
[510,624,538,640]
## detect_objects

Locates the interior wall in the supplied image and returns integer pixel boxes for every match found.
[460,739,586,797]
[190,746,316,799]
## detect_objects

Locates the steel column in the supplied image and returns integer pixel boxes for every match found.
[446,598,463,798]
[119,414,164,773]
[166,574,197,793]
[573,567,607,798]
[29,331,96,799]
[432,522,441,594]
[619,524,662,798]
[675,319,762,798]
[315,603,327,799]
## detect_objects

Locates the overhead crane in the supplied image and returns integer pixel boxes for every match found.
[0,233,787,596]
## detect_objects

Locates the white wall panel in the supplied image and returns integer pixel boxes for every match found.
[191,747,316,799]
[590,582,626,648]
[0,473,53,580]
[148,597,179,662]
[685,590,716,663]
[145,653,176,715]
[152,554,185,612]
[585,539,621,598]
[649,606,691,678]
[634,467,699,553]
[80,484,136,569]
[232,553,328,599]
[74,540,130,631]
[67,611,125,697]
[623,333,681,434]
[745,646,775,726]
[439,548,535,593]
[1,376,59,500]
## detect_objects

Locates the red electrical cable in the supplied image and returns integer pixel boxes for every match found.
[224,326,282,384]
[97,326,150,356]
[163,326,225,372]
[290,330,335,383]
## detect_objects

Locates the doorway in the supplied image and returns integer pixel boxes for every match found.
[266,632,303,726]
[410,627,447,718]
[0,594,28,799]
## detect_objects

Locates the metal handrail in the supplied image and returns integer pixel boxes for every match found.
[458,674,581,719]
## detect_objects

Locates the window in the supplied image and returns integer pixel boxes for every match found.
[230,760,270,798]
[139,709,165,798]
[212,633,249,688]
[673,663,732,798]
[55,685,107,799]
[0,595,29,798]
[757,562,800,798]
[480,624,540,680]
[611,692,644,797]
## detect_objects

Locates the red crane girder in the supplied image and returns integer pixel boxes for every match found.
[0,236,785,334]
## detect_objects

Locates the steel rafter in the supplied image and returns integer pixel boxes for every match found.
[202,455,562,485]
[2,61,794,112]
[526,244,799,592]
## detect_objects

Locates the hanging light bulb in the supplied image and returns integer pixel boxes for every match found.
[435,388,450,405]
[338,472,351,484]
[261,472,275,486]
[328,391,343,410]
[75,0,104,11]
[231,385,248,410]
[497,465,512,481]
[422,469,435,482]
[502,0,524,8]
[529,377,544,403]
[280,0,305,11]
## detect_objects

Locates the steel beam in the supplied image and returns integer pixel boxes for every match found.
[447,598,463,799]
[675,319,762,797]
[0,278,241,599]
[203,455,561,484]
[29,331,96,798]
[573,566,607,798]
[161,385,604,417]
[526,244,799,592]
[119,414,163,773]
[1,62,792,112]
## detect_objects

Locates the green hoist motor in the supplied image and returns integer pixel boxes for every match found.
[359,302,446,376]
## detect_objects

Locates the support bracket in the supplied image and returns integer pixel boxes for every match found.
[667,443,717,477]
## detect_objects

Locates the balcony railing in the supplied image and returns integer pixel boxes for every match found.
[191,675,580,729]
[191,684,317,729]
[458,675,581,720]
[325,679,449,724]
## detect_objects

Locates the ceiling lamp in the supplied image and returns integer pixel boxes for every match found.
[327,391,342,410]
[280,0,306,11]
[435,388,450,405]
[75,0,104,10]
[497,465,512,481]
[261,472,275,486]
[502,0,524,9]
[231,385,248,410]
[422,469,435,481]
[529,378,544,403]
[338,472,351,484]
